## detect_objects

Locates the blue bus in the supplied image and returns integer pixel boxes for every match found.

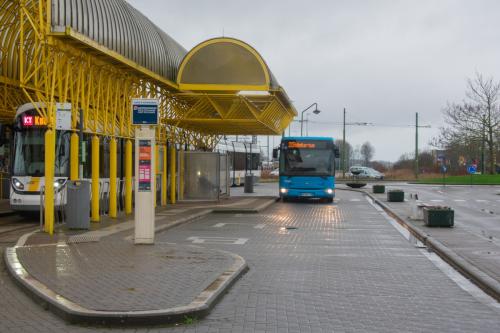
[273,137,339,202]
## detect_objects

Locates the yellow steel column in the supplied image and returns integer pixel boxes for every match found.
[109,138,117,218]
[161,144,167,206]
[70,133,79,181]
[44,129,55,235]
[154,144,159,208]
[125,139,132,214]
[170,145,176,204]
[179,148,184,200]
[91,136,100,222]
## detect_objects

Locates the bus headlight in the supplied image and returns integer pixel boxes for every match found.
[325,188,333,195]
[280,188,288,194]
[12,178,24,190]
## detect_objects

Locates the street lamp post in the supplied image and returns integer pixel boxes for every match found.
[300,103,320,136]
[342,107,371,178]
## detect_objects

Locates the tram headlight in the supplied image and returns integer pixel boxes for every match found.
[54,179,66,189]
[12,178,24,190]
[280,188,288,194]
[325,188,333,195]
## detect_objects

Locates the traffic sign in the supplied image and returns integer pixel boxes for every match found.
[467,165,477,174]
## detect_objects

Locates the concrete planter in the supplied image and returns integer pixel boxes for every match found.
[346,183,366,188]
[387,190,404,202]
[373,185,385,193]
[424,207,454,227]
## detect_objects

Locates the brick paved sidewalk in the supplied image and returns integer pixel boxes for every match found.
[4,196,276,324]
[365,186,500,301]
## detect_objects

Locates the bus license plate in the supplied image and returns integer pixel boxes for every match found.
[301,193,312,197]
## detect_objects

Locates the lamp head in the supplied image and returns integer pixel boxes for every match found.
[313,109,321,115]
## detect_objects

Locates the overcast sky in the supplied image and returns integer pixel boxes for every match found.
[128,0,500,161]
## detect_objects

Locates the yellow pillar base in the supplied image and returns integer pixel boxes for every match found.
[44,129,55,235]
[125,139,133,214]
[109,138,117,218]
[170,146,176,204]
[70,133,79,181]
[91,135,100,222]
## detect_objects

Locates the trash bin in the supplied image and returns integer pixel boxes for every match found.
[65,180,90,229]
[244,174,254,193]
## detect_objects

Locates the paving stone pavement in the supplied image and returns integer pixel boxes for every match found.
[1,189,500,332]
[16,242,235,311]
[368,186,500,292]
[156,190,500,332]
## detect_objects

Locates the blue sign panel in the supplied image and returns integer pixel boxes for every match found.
[467,165,477,174]
[132,99,158,125]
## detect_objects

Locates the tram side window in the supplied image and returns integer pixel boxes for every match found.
[100,139,110,178]
[234,152,246,170]
[82,135,92,179]
[54,131,71,177]
[251,153,260,170]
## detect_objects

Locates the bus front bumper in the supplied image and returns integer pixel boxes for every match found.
[280,188,335,199]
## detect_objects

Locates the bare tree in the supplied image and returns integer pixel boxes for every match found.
[360,141,374,166]
[437,73,500,174]
[335,139,353,168]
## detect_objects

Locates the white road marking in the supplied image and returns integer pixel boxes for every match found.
[349,199,361,202]
[212,223,226,228]
[454,199,466,202]
[476,199,488,203]
[187,236,248,245]
[254,224,265,229]
[430,199,444,202]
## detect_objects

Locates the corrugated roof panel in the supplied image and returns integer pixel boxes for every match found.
[51,0,187,82]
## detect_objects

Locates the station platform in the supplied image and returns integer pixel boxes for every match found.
[4,195,277,325]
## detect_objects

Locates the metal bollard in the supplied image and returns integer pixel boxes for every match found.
[39,186,45,231]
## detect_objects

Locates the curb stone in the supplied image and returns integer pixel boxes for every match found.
[2,197,279,325]
[4,245,248,325]
[212,197,278,214]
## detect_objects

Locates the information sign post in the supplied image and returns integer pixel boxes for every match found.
[132,99,158,244]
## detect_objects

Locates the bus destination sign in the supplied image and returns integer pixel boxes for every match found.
[287,142,316,149]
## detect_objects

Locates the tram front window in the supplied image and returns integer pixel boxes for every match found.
[13,129,70,177]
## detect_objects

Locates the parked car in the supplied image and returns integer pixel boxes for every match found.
[347,166,384,179]
[270,168,279,176]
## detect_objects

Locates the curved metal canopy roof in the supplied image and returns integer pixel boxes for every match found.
[51,0,187,83]
[177,37,279,91]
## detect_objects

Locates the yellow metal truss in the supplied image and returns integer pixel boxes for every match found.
[0,1,294,145]
[168,92,295,135]
[0,0,218,147]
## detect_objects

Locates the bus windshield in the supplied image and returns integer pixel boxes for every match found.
[280,140,334,176]
[13,128,70,177]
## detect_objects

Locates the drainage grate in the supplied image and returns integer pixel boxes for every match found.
[67,234,101,243]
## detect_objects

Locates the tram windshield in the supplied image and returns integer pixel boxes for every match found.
[13,120,70,177]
